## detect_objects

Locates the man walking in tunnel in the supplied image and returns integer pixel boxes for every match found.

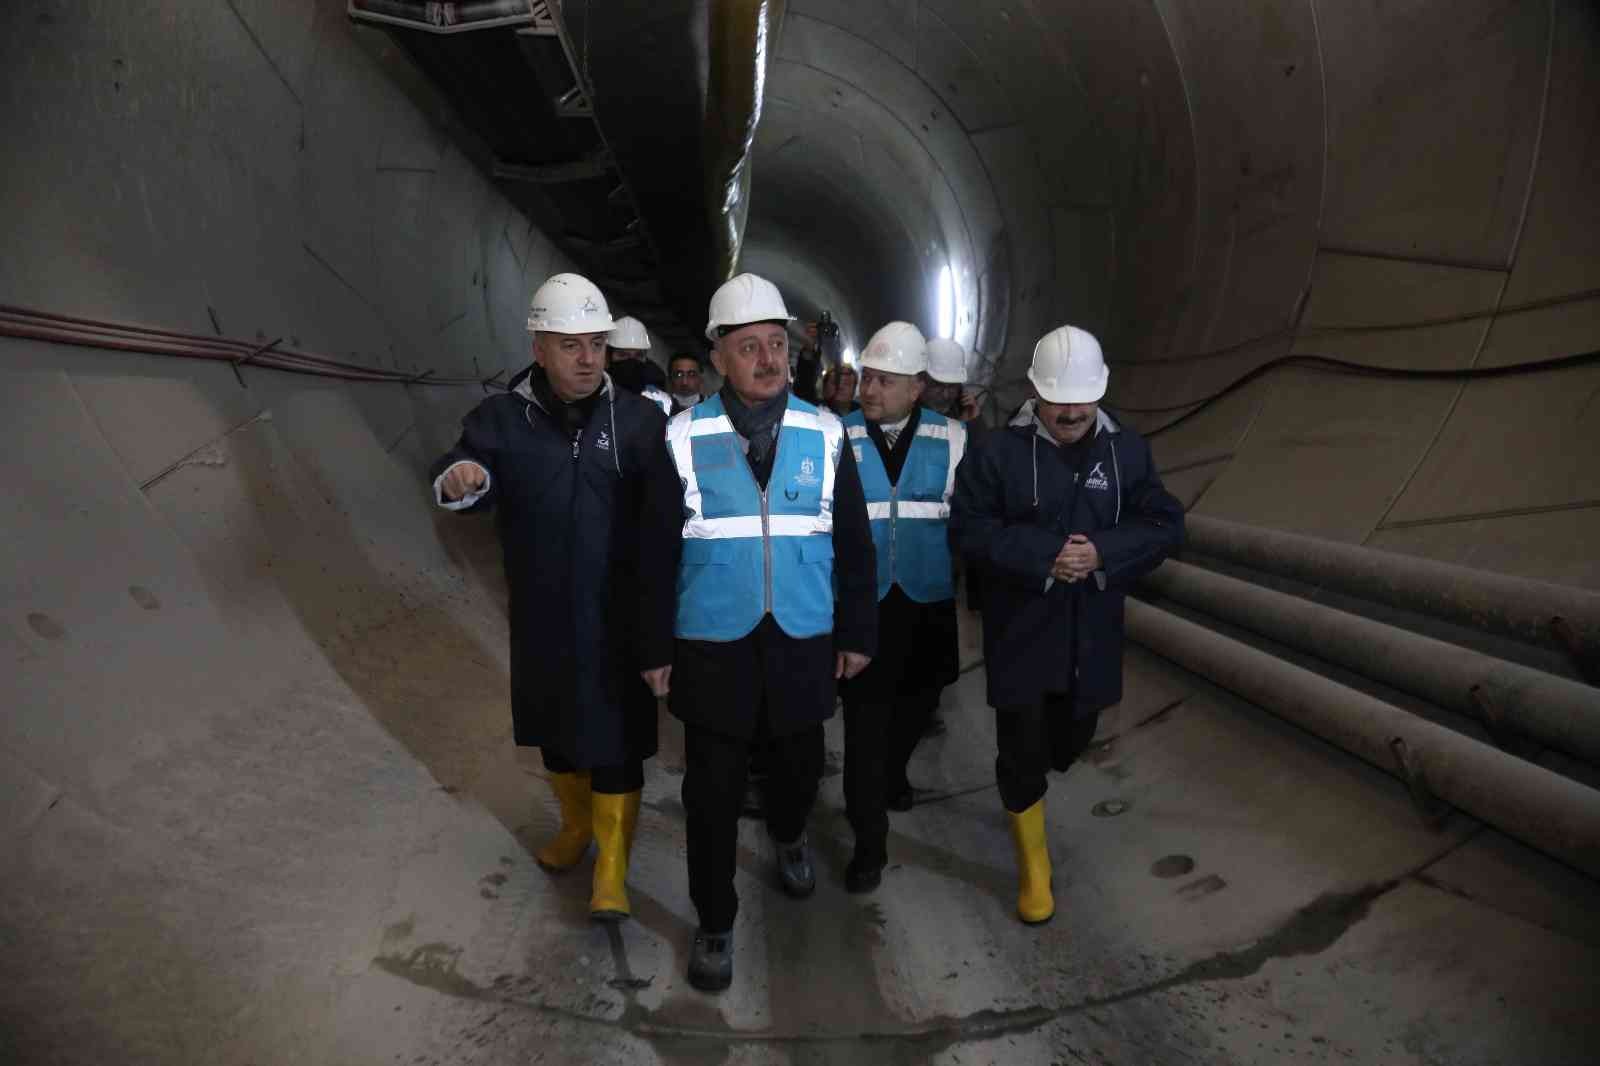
[951,325,1184,925]
[822,362,860,417]
[606,314,673,415]
[431,273,682,924]
[667,351,707,415]
[664,273,878,992]
[838,321,965,894]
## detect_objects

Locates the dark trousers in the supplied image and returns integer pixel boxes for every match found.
[541,748,644,794]
[682,720,824,933]
[841,686,940,864]
[994,694,1101,813]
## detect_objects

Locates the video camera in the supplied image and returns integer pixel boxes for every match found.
[815,310,842,364]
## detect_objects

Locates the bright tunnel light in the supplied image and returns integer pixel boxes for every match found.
[841,346,856,366]
[936,264,954,340]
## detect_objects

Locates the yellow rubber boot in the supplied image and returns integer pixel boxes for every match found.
[535,772,593,872]
[1007,799,1055,924]
[589,790,641,922]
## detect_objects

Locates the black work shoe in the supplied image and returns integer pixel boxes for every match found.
[774,833,816,898]
[886,786,915,813]
[740,777,766,820]
[845,852,884,894]
[687,928,734,992]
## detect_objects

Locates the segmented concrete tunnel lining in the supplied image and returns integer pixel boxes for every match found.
[3,2,1599,1063]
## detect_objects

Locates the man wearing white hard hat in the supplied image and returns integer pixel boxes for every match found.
[607,315,673,415]
[950,324,1184,926]
[921,337,982,424]
[837,321,966,893]
[663,273,878,992]
[430,272,682,925]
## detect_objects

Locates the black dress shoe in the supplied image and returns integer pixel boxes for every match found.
[774,833,816,898]
[740,777,766,820]
[845,854,884,894]
[886,787,915,812]
[687,928,734,992]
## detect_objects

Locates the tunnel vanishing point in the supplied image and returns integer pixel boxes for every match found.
[3,2,1599,1064]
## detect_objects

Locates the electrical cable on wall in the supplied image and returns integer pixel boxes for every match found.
[0,304,506,391]
[1132,347,1600,439]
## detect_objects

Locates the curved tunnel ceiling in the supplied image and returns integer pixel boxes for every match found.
[722,0,1600,561]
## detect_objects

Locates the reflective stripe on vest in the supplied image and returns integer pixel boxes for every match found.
[844,408,965,603]
[667,393,844,641]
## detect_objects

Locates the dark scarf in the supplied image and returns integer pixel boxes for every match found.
[720,385,788,483]
[528,365,602,437]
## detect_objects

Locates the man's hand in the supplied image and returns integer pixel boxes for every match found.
[641,665,672,698]
[836,651,871,680]
[441,462,488,502]
[1050,534,1101,583]
[957,391,981,423]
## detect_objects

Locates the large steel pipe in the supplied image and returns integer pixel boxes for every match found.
[1183,514,1600,662]
[1125,599,1600,880]
[1141,559,1600,766]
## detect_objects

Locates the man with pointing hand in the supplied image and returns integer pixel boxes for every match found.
[431,272,681,925]
[951,324,1183,927]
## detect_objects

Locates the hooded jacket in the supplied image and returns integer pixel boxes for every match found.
[950,402,1184,713]
[429,366,681,765]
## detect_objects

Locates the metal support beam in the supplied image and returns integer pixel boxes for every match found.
[348,1,537,35]
[493,151,612,184]
[1125,599,1600,880]
[1140,559,1600,766]
[1183,514,1600,662]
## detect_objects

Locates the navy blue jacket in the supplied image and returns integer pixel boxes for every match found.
[430,369,681,766]
[951,404,1184,714]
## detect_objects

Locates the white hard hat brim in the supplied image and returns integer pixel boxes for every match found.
[529,321,617,336]
[858,354,927,375]
[926,367,966,385]
[1028,365,1109,404]
[705,314,797,342]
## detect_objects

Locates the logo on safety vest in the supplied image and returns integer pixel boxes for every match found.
[853,443,864,464]
[1085,461,1110,491]
[595,429,611,452]
[794,456,821,488]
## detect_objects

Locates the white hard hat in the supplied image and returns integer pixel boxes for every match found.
[1027,325,1109,404]
[526,273,615,335]
[706,273,795,341]
[859,321,928,376]
[925,337,968,384]
[609,315,651,351]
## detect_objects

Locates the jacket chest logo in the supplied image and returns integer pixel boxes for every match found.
[1084,461,1110,491]
[793,456,821,488]
[595,429,611,452]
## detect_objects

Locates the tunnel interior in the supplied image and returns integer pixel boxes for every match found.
[3,1,1599,1064]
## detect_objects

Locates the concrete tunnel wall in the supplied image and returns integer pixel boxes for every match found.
[2,0,1599,1062]
[750,0,1600,586]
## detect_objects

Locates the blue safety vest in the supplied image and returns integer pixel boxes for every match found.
[666,393,845,641]
[844,408,965,603]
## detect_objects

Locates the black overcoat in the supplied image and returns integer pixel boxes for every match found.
[430,371,681,766]
[950,405,1184,715]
